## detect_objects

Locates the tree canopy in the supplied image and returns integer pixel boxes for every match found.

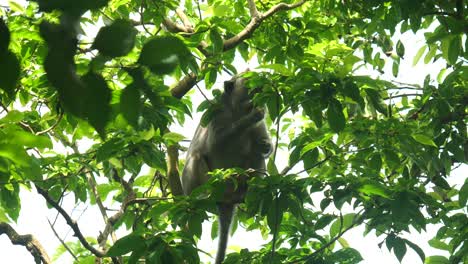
[0,0,466,263]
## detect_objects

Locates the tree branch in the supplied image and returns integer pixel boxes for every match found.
[247,0,260,18]
[86,171,117,249]
[170,73,198,99]
[0,222,51,264]
[175,8,194,32]
[35,186,106,257]
[223,0,306,51]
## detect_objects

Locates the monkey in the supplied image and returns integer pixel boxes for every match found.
[181,74,272,264]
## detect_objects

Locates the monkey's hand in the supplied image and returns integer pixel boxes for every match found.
[257,139,273,157]
[250,107,265,123]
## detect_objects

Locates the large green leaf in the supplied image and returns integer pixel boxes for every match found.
[81,72,112,136]
[107,234,147,257]
[93,19,136,58]
[138,36,191,75]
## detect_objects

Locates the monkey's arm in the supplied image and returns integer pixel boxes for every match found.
[214,108,264,144]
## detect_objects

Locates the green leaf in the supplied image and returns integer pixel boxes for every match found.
[0,110,24,124]
[404,239,425,263]
[266,95,280,122]
[107,234,146,257]
[302,147,319,170]
[302,100,323,128]
[369,153,382,172]
[413,45,427,66]
[300,134,332,156]
[0,50,20,97]
[138,36,190,75]
[190,214,204,238]
[428,238,450,251]
[257,64,292,76]
[211,219,219,240]
[396,40,405,58]
[96,138,125,162]
[81,72,112,137]
[0,18,10,54]
[392,60,399,77]
[8,1,25,12]
[327,99,345,133]
[424,46,437,64]
[342,80,364,107]
[315,214,335,230]
[120,83,142,128]
[447,35,461,65]
[425,256,449,264]
[358,183,390,198]
[209,28,223,53]
[412,134,437,147]
[392,237,407,262]
[267,158,278,175]
[204,68,217,89]
[267,197,285,233]
[459,178,468,207]
[8,130,52,149]
[331,248,363,263]
[0,143,30,166]
[330,213,355,238]
[163,132,185,145]
[365,88,388,116]
[93,19,137,57]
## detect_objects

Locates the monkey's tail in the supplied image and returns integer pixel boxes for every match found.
[215,203,235,264]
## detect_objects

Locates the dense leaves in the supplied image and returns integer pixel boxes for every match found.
[0,0,466,264]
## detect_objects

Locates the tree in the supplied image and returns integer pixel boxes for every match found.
[0,0,466,263]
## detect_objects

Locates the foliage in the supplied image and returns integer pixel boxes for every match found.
[0,0,466,263]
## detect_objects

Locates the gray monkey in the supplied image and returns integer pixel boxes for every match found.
[181,75,272,264]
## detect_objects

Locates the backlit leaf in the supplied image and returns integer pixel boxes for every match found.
[412,134,437,147]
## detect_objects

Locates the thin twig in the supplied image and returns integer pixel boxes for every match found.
[36,111,64,135]
[36,186,106,257]
[47,219,78,260]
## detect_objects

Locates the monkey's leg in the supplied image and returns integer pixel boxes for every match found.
[215,203,235,264]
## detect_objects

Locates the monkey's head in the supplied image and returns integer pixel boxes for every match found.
[223,75,262,117]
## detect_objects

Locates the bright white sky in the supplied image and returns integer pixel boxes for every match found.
[0,1,465,263]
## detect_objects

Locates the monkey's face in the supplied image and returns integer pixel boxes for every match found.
[224,77,258,117]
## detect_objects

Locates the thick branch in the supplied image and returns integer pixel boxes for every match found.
[35,186,106,257]
[162,18,189,33]
[0,222,51,264]
[170,73,198,99]
[223,0,306,51]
